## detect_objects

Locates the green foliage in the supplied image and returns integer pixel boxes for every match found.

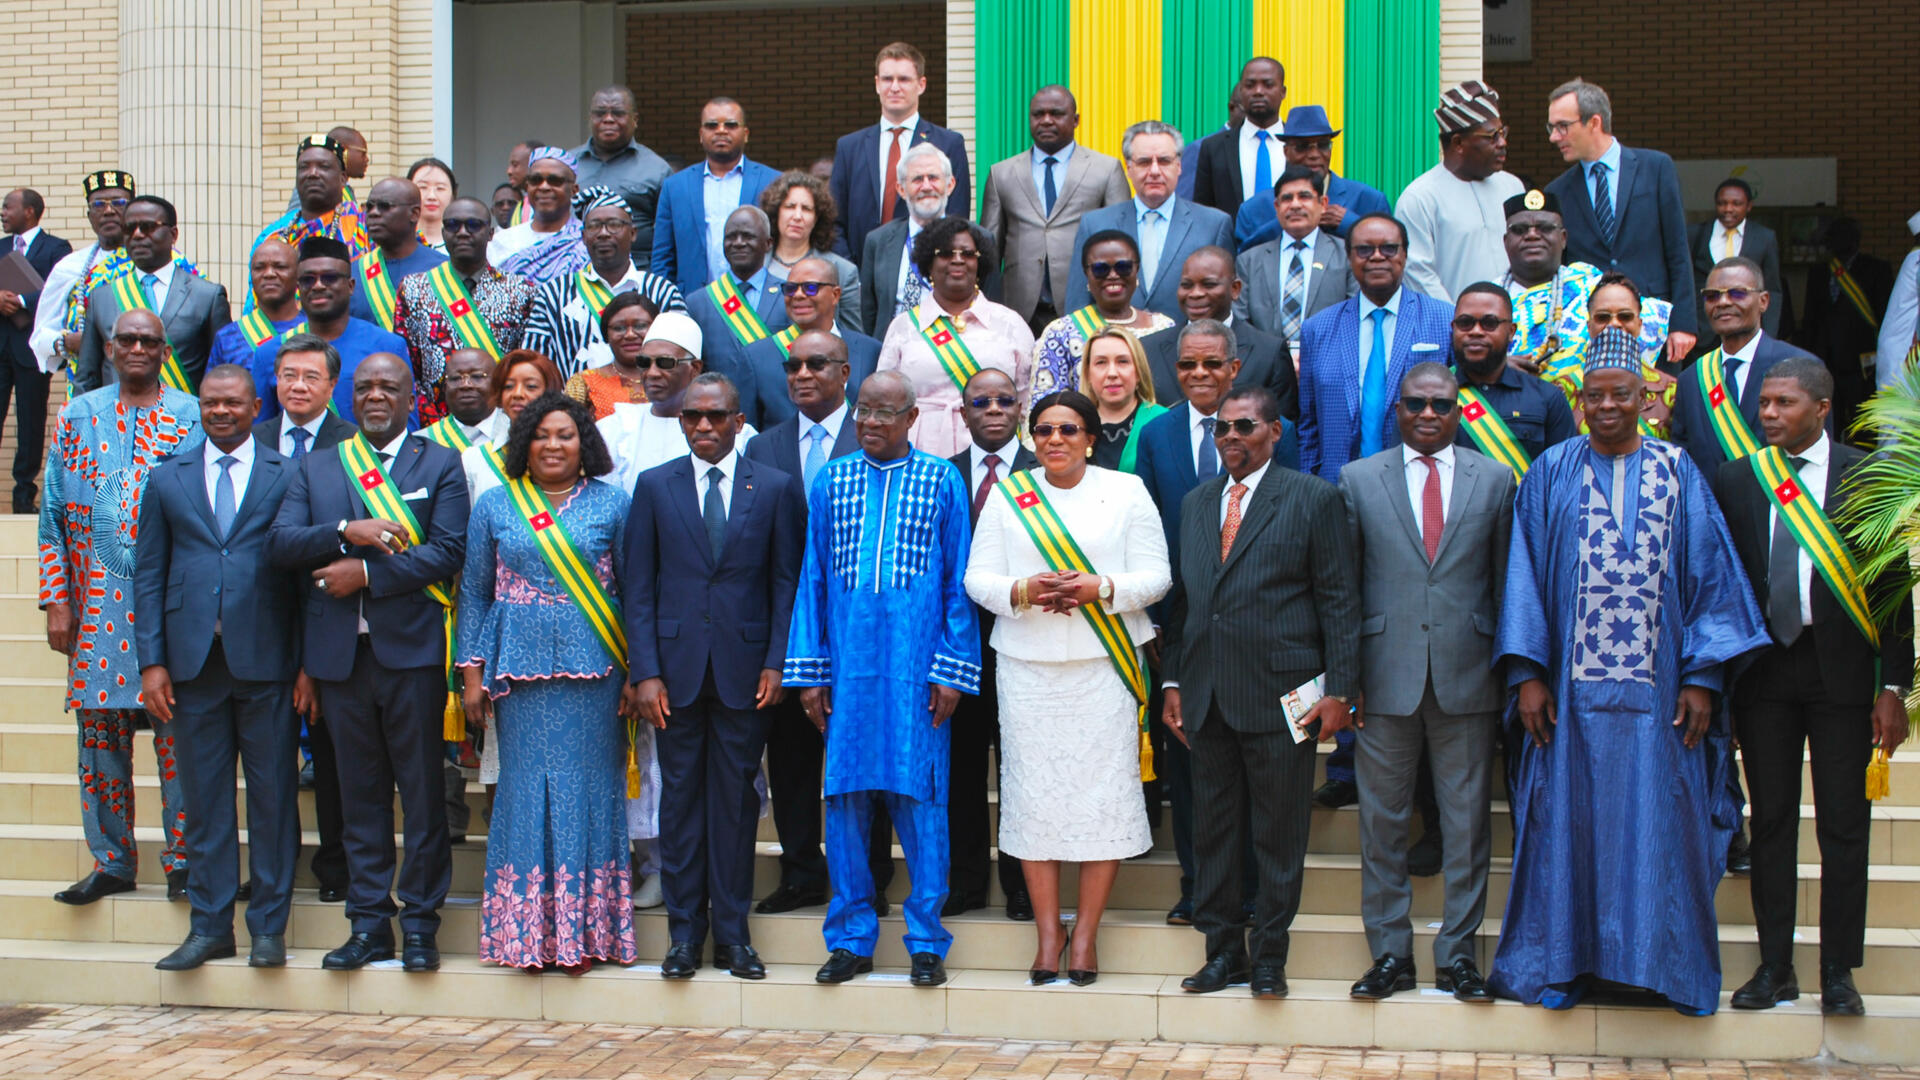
[1838,368,1920,693]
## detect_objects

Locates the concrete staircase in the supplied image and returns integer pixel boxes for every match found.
[0,514,1917,1062]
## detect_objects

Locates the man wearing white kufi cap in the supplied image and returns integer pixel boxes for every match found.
[1395,81,1524,302]
[1874,209,1920,393]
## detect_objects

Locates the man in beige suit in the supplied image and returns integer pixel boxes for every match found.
[981,86,1131,333]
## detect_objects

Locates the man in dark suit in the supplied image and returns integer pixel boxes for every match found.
[269,351,469,973]
[1233,167,1355,343]
[75,195,231,393]
[1161,384,1361,998]
[1542,79,1696,363]
[857,144,954,338]
[1669,257,1820,478]
[829,41,969,261]
[135,364,301,971]
[1065,122,1234,319]
[683,206,789,425]
[1800,217,1893,440]
[651,98,781,296]
[1714,357,1912,1017]
[944,369,1036,918]
[1145,247,1296,418]
[1190,58,1287,217]
[1689,178,1788,343]
[744,257,880,429]
[629,372,803,981]
[0,188,71,513]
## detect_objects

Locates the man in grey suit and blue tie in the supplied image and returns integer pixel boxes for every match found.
[1338,362,1513,1003]
[74,196,231,393]
[1065,121,1234,320]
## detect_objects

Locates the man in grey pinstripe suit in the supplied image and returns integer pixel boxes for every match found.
[1161,384,1362,999]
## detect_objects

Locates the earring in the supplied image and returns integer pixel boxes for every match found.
[1085,447,1093,459]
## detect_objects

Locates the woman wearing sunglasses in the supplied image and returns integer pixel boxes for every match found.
[1077,325,1166,472]
[964,390,1170,987]
[1032,230,1175,396]
[1543,272,1677,433]
[563,292,660,420]
[758,171,864,336]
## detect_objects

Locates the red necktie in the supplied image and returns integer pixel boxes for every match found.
[1220,483,1248,561]
[972,453,1000,524]
[879,126,906,224]
[1419,455,1443,562]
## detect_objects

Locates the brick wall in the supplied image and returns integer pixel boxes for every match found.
[1487,0,1920,263]
[624,2,947,173]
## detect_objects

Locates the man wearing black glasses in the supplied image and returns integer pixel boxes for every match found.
[652,98,780,297]
[248,236,407,424]
[1668,256,1818,478]
[1448,282,1575,465]
[349,178,445,331]
[744,257,879,428]
[75,195,232,393]
[392,196,536,424]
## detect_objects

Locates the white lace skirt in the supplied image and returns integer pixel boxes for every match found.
[995,654,1153,862]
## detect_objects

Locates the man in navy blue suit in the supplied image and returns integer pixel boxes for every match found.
[1065,121,1234,320]
[1,188,71,513]
[1543,79,1696,363]
[269,351,469,974]
[628,371,803,981]
[743,258,880,429]
[830,41,969,262]
[1668,256,1819,479]
[136,364,301,971]
[651,98,781,297]
[684,206,789,426]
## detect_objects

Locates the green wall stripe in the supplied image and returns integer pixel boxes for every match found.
[974,0,1072,203]
[1160,0,1252,151]
[1342,0,1440,203]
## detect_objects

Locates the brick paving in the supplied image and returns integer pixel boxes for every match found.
[0,1006,1912,1080]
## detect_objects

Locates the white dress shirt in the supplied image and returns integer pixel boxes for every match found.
[1770,432,1831,626]
[1237,120,1286,205]
[878,113,922,203]
[1219,456,1272,527]
[692,447,740,518]
[204,436,257,517]
[1401,442,1455,546]
[1708,218,1747,261]
[9,225,41,254]
[1188,403,1221,475]
[278,413,327,459]
[798,400,849,462]
[969,436,1020,496]
[1723,330,1765,400]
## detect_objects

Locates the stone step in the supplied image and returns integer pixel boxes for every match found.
[0,555,38,595]
[0,770,493,832]
[0,595,49,630]
[0,940,1911,1062]
[0,679,69,726]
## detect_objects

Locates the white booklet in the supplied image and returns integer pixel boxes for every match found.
[1280,673,1328,744]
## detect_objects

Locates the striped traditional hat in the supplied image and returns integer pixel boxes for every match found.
[1434,80,1501,134]
[1586,326,1641,374]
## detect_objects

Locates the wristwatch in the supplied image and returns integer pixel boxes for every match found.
[1097,576,1114,603]
[1883,685,1909,698]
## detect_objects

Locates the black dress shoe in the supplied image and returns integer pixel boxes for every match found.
[155,934,236,971]
[1821,962,1864,1016]
[1350,955,1418,1000]
[1406,833,1443,878]
[909,951,947,987]
[402,932,439,971]
[1165,898,1194,926]
[317,884,348,903]
[248,934,286,968]
[165,868,189,902]
[716,944,766,980]
[235,880,253,902]
[1313,779,1358,808]
[941,893,986,917]
[661,942,702,979]
[1005,891,1034,921]
[756,884,827,914]
[815,948,873,983]
[1436,958,1492,1002]
[1730,962,1799,1009]
[1726,830,1752,875]
[322,931,395,970]
[872,893,891,918]
[53,871,135,906]
[1250,964,1288,999]
[1181,952,1251,993]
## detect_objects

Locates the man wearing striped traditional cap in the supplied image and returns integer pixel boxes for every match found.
[490,147,583,281]
[522,187,684,378]
[1397,81,1523,303]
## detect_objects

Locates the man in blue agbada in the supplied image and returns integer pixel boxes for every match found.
[784,369,980,990]
[1491,326,1769,1016]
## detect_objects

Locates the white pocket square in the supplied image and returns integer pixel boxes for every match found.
[401,488,430,501]
[1410,343,1440,353]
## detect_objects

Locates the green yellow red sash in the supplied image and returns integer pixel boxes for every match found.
[427,262,502,359]
[1749,445,1879,649]
[338,433,462,736]
[1831,258,1880,330]
[356,250,400,332]
[1455,386,1530,476]
[704,275,771,347]
[576,271,614,324]
[1695,347,1762,461]
[238,308,277,349]
[107,269,195,393]
[1067,306,1106,340]
[997,470,1154,782]
[919,314,983,393]
[419,415,475,454]
[774,324,802,351]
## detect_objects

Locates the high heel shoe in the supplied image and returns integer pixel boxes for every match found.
[1067,930,1097,986]
[1028,924,1070,985]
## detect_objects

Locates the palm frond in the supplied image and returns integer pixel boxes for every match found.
[1838,366,1920,671]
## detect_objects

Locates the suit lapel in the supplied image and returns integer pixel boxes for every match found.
[668,457,713,568]
[1338,301,1362,425]
[1430,453,1479,567]
[720,456,758,559]
[1170,404,1199,489]
[1217,470,1280,580]
[158,270,190,326]
[831,417,861,459]
[1053,150,1094,221]
[1313,232,1343,311]
[1613,147,1639,237]
[1151,202,1195,304]
[1738,337,1779,429]
[1387,292,1421,401]
[1008,156,1045,223]
[172,449,219,537]
[1381,452,1425,559]
[228,455,285,535]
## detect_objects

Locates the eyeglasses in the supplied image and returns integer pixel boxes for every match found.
[1451,314,1507,332]
[1175,357,1230,372]
[296,272,347,289]
[1399,395,1457,416]
[1088,259,1136,280]
[680,408,735,426]
[112,333,166,351]
[782,356,843,374]
[582,220,629,235]
[853,404,909,423]
[89,197,130,212]
[1506,222,1563,238]
[1031,422,1085,438]
[932,248,980,262]
[634,355,683,371]
[605,320,650,338]
[1589,309,1638,326]
[1351,243,1402,259]
[444,372,492,387]
[442,218,490,234]
[525,174,572,188]
[1210,417,1265,437]
[1546,120,1577,136]
[967,394,1018,410]
[125,219,168,236]
[276,370,332,387]
[779,280,835,297]
[1469,125,1510,142]
[700,119,743,131]
[1701,288,1761,303]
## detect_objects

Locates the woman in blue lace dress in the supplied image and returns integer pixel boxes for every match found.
[458,392,637,973]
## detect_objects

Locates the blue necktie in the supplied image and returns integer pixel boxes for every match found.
[289,426,310,459]
[703,465,726,563]
[1724,357,1744,408]
[1360,308,1388,457]
[1140,209,1166,294]
[140,272,159,310]
[1197,416,1219,479]
[213,455,238,538]
[802,425,828,496]
[1042,156,1059,216]
[1253,130,1274,202]
[1590,162,1616,243]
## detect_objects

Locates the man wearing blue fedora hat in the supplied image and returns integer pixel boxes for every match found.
[1234,106,1390,250]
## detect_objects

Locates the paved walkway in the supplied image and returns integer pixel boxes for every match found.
[0,1005,1912,1080]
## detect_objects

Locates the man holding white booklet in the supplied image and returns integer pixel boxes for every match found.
[1159,383,1361,1000]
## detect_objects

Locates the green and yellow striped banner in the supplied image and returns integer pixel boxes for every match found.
[774,323,803,351]
[576,271,615,324]
[107,270,195,393]
[500,475,628,671]
[919,315,983,392]
[1830,258,1880,330]
[1456,386,1530,476]
[357,250,400,332]
[427,262,503,359]
[238,307,277,349]
[419,415,475,454]
[1750,445,1879,649]
[1067,305,1106,340]
[704,275,771,347]
[1695,347,1762,461]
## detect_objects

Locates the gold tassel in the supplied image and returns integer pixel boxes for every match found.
[443,691,464,742]
[626,741,642,799]
[1137,704,1155,782]
[1867,747,1891,801]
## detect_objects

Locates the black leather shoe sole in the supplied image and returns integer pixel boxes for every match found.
[1181,968,1251,993]
[53,873,136,906]
[815,954,874,984]
[1350,972,1417,1000]
[321,942,395,971]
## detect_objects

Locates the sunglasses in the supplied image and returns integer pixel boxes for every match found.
[89,197,131,212]
[782,356,843,374]
[967,394,1018,410]
[125,219,168,236]
[779,280,835,297]
[701,119,743,131]
[1175,357,1231,372]
[1451,314,1507,332]
[680,408,735,426]
[111,333,166,351]
[1701,287,1761,303]
[1351,243,1402,259]
[1400,395,1457,416]
[1088,259,1136,280]
[1507,222,1562,238]
[1589,310,1638,326]
[362,199,408,212]
[525,174,572,188]
[932,248,980,261]
[442,218,490,234]
[1030,423,1085,438]
[1210,417,1265,437]
[297,272,348,289]
[635,355,683,371]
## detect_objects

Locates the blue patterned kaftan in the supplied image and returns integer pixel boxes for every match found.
[1490,437,1768,1014]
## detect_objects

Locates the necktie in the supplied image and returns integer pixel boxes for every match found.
[11,235,24,255]
[140,272,159,310]
[802,425,828,496]
[1042,156,1059,216]
[289,426,310,459]
[1197,416,1219,479]
[1418,455,1443,562]
[1140,208,1165,294]
[703,465,727,563]
[1724,356,1744,408]
[213,455,238,538]
[1280,240,1308,341]
[970,452,1002,524]
[1590,162,1616,243]
[1767,455,1808,645]
[1220,482,1249,560]
[1360,308,1389,457]
[1724,226,1740,257]
[1253,130,1274,203]
[879,126,907,224]
[899,235,925,313]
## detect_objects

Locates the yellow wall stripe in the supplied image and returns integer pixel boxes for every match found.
[1069,0,1163,162]
[1262,0,1345,175]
